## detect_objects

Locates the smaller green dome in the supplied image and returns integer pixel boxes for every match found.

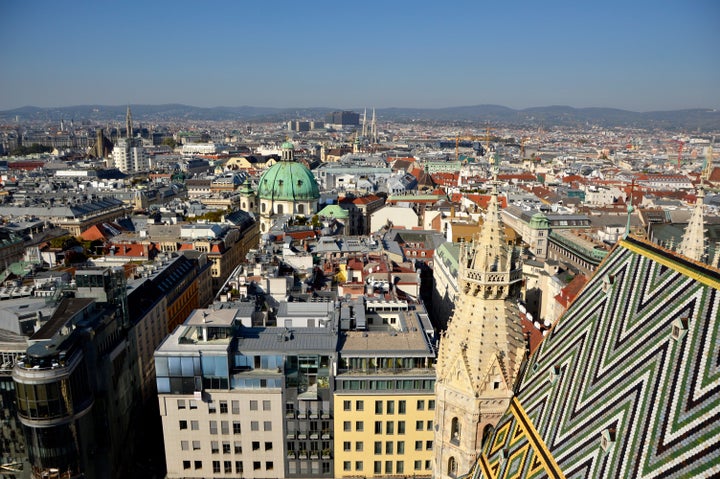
[529,212,550,229]
[281,141,294,150]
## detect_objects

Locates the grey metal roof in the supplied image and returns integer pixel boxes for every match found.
[236,326,337,354]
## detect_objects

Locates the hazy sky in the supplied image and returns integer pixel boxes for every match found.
[0,0,718,111]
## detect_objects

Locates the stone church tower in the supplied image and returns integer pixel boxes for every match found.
[433,175,527,479]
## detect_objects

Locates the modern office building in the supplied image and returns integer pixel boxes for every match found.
[12,269,136,479]
[325,111,360,129]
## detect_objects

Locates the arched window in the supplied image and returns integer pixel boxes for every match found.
[482,424,494,446]
[297,204,305,214]
[261,202,267,213]
[448,457,457,477]
[277,204,284,215]
[451,417,461,444]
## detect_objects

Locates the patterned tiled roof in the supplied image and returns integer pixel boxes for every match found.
[468,235,720,479]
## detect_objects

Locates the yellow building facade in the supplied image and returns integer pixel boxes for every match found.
[333,393,436,478]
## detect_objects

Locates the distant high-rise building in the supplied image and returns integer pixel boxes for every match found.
[325,111,360,129]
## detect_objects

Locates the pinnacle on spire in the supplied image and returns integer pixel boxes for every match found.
[677,186,706,262]
[126,105,133,139]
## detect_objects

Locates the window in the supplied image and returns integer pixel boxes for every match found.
[415,441,423,451]
[451,417,461,443]
[343,461,351,471]
[416,420,424,431]
[448,457,457,476]
[223,442,231,454]
[253,461,261,471]
[387,401,395,414]
[233,421,241,434]
[235,461,243,473]
[249,400,258,410]
[374,441,382,454]
[397,441,405,454]
[180,440,189,451]
[386,422,394,435]
[263,421,272,431]
[252,441,260,451]
[183,460,190,470]
[191,420,199,431]
[209,421,217,435]
[234,442,242,454]
[343,421,351,432]
[232,400,240,414]
[356,461,363,471]
[251,421,259,431]
[344,400,351,411]
[263,400,271,411]
[427,399,434,410]
[177,399,186,409]
[209,402,216,414]
[189,400,197,410]
[194,460,202,470]
[417,400,425,410]
[356,400,364,411]
[398,421,405,434]
[211,441,219,454]
[427,420,433,430]
[426,440,433,450]
[374,461,382,474]
[265,442,273,451]
[414,460,422,470]
[266,461,273,471]
[192,441,201,451]
[179,420,187,430]
[344,441,351,452]
[224,461,232,474]
[220,401,228,414]
[397,461,405,474]
[385,460,393,474]
[386,441,394,454]
[356,421,364,431]
[323,463,331,474]
[375,400,383,414]
[221,421,229,434]
[213,461,221,473]
[375,421,382,434]
[355,441,363,452]
[398,400,406,414]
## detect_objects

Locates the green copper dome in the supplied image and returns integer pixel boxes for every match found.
[281,140,294,150]
[257,161,320,202]
[528,211,550,229]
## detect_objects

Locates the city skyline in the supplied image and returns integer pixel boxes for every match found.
[0,0,718,112]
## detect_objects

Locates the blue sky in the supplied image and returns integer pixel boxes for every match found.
[0,0,718,111]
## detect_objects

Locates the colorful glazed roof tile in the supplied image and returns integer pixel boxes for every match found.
[467,235,720,479]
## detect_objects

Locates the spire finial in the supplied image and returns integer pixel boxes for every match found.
[126,105,133,139]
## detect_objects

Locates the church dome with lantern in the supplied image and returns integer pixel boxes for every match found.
[256,141,320,232]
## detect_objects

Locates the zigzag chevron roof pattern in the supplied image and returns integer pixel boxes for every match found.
[468,236,720,479]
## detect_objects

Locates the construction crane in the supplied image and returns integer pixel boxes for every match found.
[453,128,495,160]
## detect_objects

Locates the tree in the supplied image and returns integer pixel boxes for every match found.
[162,137,177,149]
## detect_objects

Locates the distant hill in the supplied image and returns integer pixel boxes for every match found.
[1,103,718,130]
